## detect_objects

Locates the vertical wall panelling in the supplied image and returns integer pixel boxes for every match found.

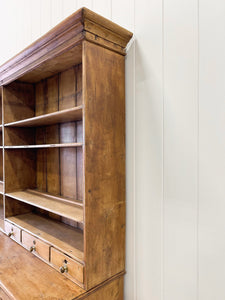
[199,0,225,299]
[1,1,225,299]
[77,0,93,10]
[93,0,111,19]
[40,0,52,35]
[51,0,64,27]
[135,0,163,300]
[62,0,77,19]
[31,1,41,42]
[163,0,198,299]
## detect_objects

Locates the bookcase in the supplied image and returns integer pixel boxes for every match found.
[0,7,132,297]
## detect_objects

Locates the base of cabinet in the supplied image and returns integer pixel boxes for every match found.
[0,231,124,300]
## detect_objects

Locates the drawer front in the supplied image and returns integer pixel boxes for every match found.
[4,221,21,243]
[22,231,50,261]
[51,248,84,283]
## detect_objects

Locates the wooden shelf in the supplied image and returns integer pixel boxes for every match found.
[4,106,83,127]
[5,143,82,149]
[6,213,84,262]
[0,181,3,194]
[6,189,83,223]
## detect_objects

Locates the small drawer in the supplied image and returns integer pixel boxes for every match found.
[4,221,21,243]
[22,231,50,261]
[51,248,84,283]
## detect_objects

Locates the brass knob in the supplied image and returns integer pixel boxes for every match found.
[60,264,68,274]
[8,231,14,237]
[30,240,36,252]
[8,228,14,237]
[30,245,36,252]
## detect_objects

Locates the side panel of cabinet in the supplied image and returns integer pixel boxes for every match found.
[81,276,124,300]
[83,41,125,290]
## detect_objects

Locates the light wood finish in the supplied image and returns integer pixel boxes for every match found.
[22,230,50,261]
[4,221,21,243]
[0,181,3,194]
[0,8,132,85]
[0,231,86,299]
[0,287,12,300]
[0,231,124,299]
[5,149,36,193]
[5,106,82,127]
[83,41,125,289]
[5,142,82,149]
[0,220,4,230]
[51,247,84,284]
[7,213,84,261]
[7,189,83,223]
[3,82,35,124]
[0,7,132,297]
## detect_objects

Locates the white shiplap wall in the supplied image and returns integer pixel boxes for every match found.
[0,1,225,299]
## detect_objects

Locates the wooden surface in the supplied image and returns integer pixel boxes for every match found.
[0,7,132,85]
[0,7,130,296]
[0,181,3,194]
[22,230,50,261]
[5,106,82,127]
[51,247,84,284]
[4,221,21,243]
[6,189,83,223]
[83,41,125,289]
[5,143,82,149]
[7,213,84,261]
[0,230,124,299]
[0,231,85,299]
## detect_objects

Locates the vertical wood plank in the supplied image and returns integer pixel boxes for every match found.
[60,123,77,200]
[46,125,60,195]
[76,64,82,106]
[163,0,198,299]
[199,0,225,299]
[46,75,59,114]
[83,41,125,289]
[59,68,76,110]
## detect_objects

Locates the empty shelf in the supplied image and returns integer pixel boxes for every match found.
[4,106,83,127]
[5,143,82,149]
[6,189,83,223]
[7,213,84,262]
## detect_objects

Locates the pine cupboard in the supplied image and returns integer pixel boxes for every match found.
[0,7,132,299]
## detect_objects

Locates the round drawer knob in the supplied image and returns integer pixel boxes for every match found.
[30,245,36,252]
[60,264,68,274]
[30,240,36,252]
[8,231,14,237]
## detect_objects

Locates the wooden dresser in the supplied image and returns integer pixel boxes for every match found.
[0,7,132,300]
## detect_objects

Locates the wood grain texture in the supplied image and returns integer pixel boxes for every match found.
[51,247,84,284]
[4,149,36,193]
[7,213,84,261]
[83,41,125,289]
[0,8,132,85]
[5,106,82,127]
[0,231,85,300]
[6,190,83,222]
[22,230,50,261]
[3,82,35,124]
